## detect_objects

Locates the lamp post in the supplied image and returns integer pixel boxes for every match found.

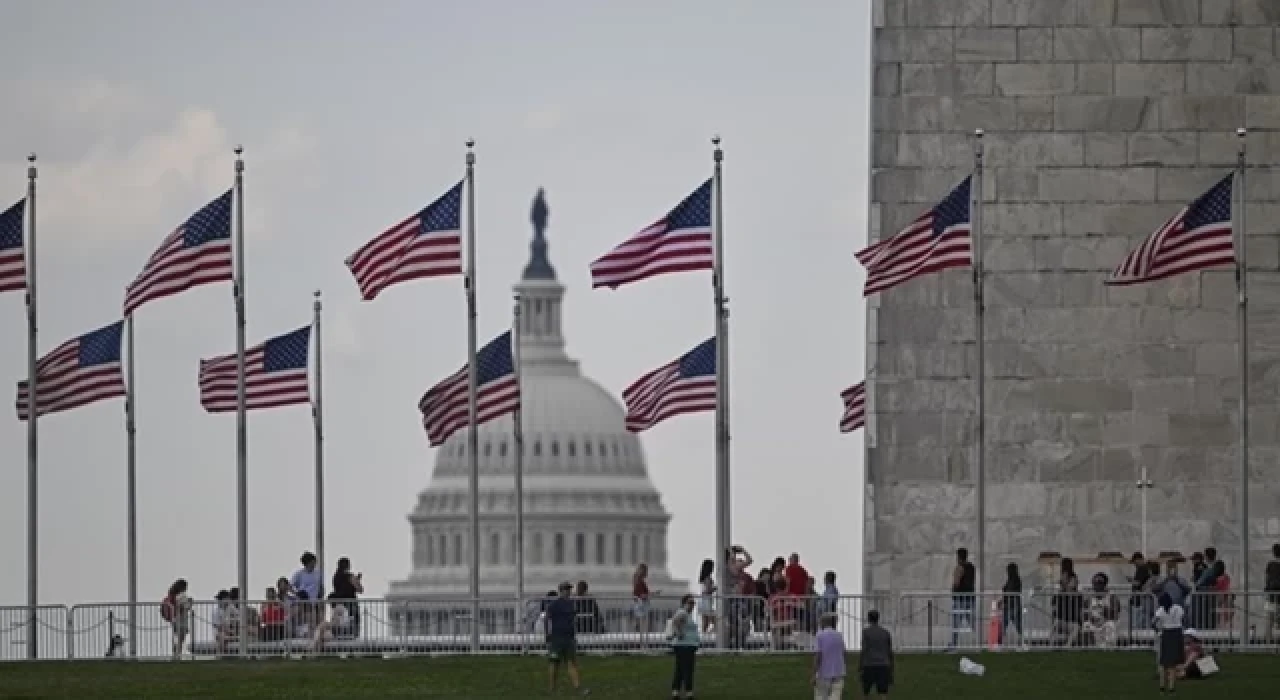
[1136,466,1153,557]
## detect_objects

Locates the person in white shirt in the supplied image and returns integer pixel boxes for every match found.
[1153,592,1186,694]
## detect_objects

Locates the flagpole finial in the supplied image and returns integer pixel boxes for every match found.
[466,139,475,167]
[712,135,722,163]
[27,153,36,179]
[27,153,36,164]
[313,289,321,300]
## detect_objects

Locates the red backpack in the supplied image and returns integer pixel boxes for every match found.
[160,595,175,622]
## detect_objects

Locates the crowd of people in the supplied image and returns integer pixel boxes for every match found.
[699,546,843,650]
[532,545,882,699]
[159,551,365,658]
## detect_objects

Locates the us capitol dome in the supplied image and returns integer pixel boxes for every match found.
[388,190,687,633]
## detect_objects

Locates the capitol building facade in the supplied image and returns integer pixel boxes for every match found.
[388,193,687,634]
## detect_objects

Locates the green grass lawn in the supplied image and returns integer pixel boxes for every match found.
[3,652,1278,699]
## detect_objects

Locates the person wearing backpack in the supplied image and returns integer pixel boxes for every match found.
[161,579,191,659]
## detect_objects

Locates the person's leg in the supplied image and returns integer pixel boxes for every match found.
[671,651,684,695]
[549,660,559,692]
[685,648,697,697]
[567,659,581,689]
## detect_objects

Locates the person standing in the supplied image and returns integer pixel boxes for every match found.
[812,612,849,699]
[697,559,717,635]
[544,581,588,696]
[1153,592,1186,694]
[331,557,364,638]
[1265,543,1280,642]
[999,563,1024,648]
[667,594,700,699]
[949,548,976,649]
[858,610,893,697]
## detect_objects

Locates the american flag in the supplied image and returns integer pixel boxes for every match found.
[199,326,311,413]
[1107,174,1235,286]
[0,199,26,294]
[345,182,463,300]
[590,179,713,289]
[16,320,126,421]
[855,177,972,296]
[622,337,717,433]
[419,330,519,447]
[124,190,234,316]
[840,382,865,433]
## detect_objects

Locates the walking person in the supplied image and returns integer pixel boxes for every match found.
[160,578,192,660]
[667,594,700,699]
[544,581,589,696]
[858,610,893,697]
[697,559,717,635]
[1153,592,1186,694]
[811,612,848,699]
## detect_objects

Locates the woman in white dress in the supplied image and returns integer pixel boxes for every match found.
[1153,592,1186,694]
[697,559,717,634]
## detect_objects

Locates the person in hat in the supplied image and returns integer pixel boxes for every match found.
[544,581,588,695]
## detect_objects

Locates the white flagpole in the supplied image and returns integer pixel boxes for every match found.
[1235,127,1250,646]
[711,136,731,650]
[233,146,249,652]
[125,314,138,657]
[972,129,987,596]
[513,294,525,610]
[312,290,326,572]
[24,153,39,659]
[464,140,481,654]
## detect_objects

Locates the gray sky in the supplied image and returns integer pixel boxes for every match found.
[0,0,869,605]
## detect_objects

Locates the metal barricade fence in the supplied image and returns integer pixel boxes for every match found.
[3,590,1277,660]
[0,605,69,661]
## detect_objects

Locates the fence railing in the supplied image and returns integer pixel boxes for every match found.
[2,590,1277,661]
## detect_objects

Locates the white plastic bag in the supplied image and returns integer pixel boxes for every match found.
[959,656,986,676]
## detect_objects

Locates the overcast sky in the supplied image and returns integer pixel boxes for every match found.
[0,0,869,606]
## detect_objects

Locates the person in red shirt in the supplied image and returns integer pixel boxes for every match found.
[785,553,810,596]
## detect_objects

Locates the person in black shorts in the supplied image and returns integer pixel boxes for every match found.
[860,610,894,697]
[544,581,589,695]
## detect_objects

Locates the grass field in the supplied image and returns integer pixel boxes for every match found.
[3,652,1278,699]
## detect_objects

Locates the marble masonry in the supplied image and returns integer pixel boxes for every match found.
[865,0,1280,595]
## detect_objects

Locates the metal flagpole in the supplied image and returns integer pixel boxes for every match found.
[125,315,138,657]
[512,294,525,610]
[25,153,39,659]
[312,290,326,572]
[464,140,481,654]
[711,136,731,650]
[233,146,249,652]
[1235,127,1250,646]
[972,129,987,596]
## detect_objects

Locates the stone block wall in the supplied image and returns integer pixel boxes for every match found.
[866,0,1280,595]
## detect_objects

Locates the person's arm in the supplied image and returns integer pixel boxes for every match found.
[811,646,822,684]
[888,632,895,681]
[353,573,364,594]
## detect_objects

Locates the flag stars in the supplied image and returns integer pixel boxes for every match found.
[182,190,234,246]
[419,182,464,234]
